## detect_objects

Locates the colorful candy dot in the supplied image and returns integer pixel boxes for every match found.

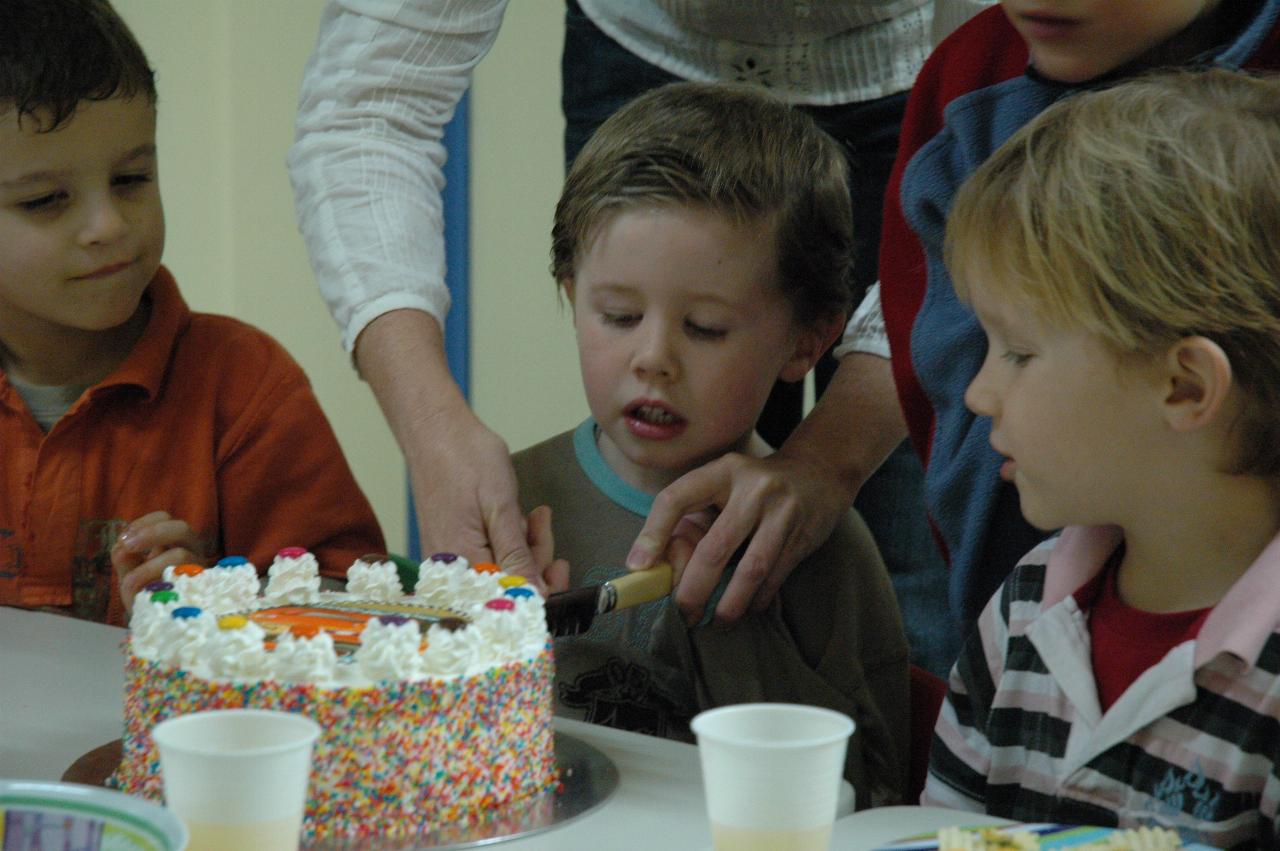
[484,598,515,612]
[172,606,202,620]
[437,617,468,632]
[497,576,526,588]
[429,552,458,564]
[143,581,174,592]
[277,546,308,559]
[503,587,535,600]
[216,555,250,567]
[218,614,248,630]
[172,564,204,577]
[150,590,179,604]
[378,615,411,626]
[474,562,502,575]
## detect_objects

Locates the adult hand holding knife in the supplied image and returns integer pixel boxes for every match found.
[543,562,674,637]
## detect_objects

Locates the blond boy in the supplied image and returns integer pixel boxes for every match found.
[925,70,1280,848]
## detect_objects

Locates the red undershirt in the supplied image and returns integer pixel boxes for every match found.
[1078,550,1213,712]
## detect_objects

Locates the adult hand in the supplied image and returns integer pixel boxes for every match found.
[627,353,907,625]
[355,310,543,589]
[112,511,212,613]
[525,504,570,594]
[634,451,855,626]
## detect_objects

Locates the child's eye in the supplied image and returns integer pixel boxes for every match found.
[601,312,639,328]
[685,320,727,341]
[113,172,153,189]
[1001,350,1032,366]
[17,191,67,212]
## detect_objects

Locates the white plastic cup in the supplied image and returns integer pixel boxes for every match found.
[152,709,320,851]
[692,703,854,851]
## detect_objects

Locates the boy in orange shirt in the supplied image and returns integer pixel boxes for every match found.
[0,0,384,625]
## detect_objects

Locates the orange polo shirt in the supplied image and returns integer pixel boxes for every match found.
[0,266,385,624]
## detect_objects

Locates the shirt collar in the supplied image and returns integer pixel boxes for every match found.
[1043,524,1280,669]
[90,265,190,401]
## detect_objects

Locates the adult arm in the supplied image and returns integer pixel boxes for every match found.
[634,348,906,625]
[354,309,542,580]
[288,0,541,577]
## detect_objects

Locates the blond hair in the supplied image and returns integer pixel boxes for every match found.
[551,82,854,325]
[947,69,1280,476]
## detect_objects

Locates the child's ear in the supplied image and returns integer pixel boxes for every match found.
[1161,336,1233,432]
[777,313,845,383]
[560,278,576,307]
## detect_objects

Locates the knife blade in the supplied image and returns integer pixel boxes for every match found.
[544,562,674,637]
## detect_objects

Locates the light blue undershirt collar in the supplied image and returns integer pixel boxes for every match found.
[573,418,654,517]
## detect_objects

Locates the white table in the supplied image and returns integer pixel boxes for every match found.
[1,606,984,850]
[0,606,714,849]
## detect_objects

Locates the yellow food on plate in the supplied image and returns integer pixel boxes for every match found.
[936,825,1181,851]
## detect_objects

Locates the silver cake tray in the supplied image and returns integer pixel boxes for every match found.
[302,732,619,850]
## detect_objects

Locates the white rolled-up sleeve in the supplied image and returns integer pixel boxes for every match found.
[833,282,890,360]
[288,0,511,353]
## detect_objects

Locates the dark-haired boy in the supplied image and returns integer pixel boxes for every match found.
[0,0,384,625]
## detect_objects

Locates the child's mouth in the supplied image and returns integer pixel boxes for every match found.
[624,402,687,440]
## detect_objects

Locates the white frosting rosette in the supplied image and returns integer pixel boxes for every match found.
[163,558,260,611]
[160,564,204,601]
[198,617,271,680]
[169,607,219,669]
[420,622,487,678]
[346,556,402,601]
[128,589,184,660]
[413,553,476,600]
[417,555,501,606]
[264,547,321,604]
[356,616,424,681]
[270,630,339,683]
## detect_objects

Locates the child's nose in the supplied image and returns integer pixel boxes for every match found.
[79,194,129,246]
[632,323,678,381]
[964,358,997,417]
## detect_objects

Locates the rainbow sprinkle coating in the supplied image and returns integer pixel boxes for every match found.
[113,640,558,840]
[112,548,559,842]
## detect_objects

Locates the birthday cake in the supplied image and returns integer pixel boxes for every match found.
[111,549,557,841]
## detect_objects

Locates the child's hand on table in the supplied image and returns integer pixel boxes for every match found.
[112,511,212,614]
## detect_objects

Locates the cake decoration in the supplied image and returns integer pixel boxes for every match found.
[263,547,321,604]
[346,554,402,600]
[113,550,558,841]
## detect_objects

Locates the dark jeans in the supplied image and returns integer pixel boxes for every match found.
[560,1,962,677]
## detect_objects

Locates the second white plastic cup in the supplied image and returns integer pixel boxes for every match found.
[152,708,320,851]
[692,703,854,851]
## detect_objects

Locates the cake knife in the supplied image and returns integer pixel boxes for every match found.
[544,562,674,637]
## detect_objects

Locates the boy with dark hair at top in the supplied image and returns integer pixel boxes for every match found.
[0,0,384,625]
[515,81,910,807]
[925,69,1280,849]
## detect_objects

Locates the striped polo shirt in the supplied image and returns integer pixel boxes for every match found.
[923,526,1280,849]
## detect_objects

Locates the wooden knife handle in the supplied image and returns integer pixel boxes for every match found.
[609,562,674,611]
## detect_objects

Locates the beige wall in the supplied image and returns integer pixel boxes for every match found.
[110,1,582,554]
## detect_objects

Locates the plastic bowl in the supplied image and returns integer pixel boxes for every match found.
[0,778,187,850]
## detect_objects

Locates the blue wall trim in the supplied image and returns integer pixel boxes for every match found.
[407,92,470,561]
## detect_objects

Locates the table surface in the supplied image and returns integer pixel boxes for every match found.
[1,605,982,850]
